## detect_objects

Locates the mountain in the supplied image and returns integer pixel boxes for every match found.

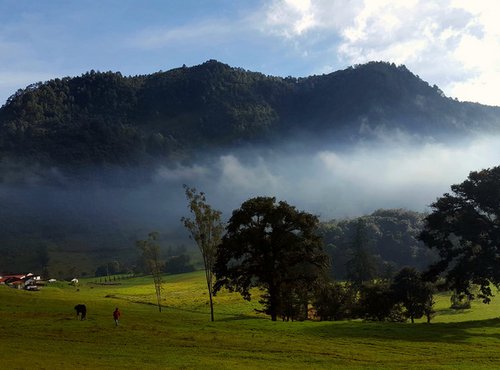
[1,60,499,169]
[1,60,500,277]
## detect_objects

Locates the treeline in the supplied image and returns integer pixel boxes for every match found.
[1,208,433,283]
[313,267,435,323]
[1,60,499,168]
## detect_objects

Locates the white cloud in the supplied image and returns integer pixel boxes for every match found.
[445,1,500,105]
[262,0,361,37]
[260,0,500,105]
[337,2,475,78]
[214,135,500,218]
[263,0,316,37]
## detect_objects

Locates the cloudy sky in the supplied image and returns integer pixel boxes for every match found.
[1,0,499,106]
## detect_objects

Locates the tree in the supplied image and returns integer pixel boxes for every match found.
[213,197,328,321]
[391,267,435,323]
[137,232,164,312]
[346,220,377,287]
[419,166,500,303]
[181,185,224,322]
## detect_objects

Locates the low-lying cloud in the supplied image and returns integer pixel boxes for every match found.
[151,134,500,219]
[1,133,499,252]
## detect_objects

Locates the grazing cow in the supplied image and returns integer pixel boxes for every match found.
[74,304,87,320]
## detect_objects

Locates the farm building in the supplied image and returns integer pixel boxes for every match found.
[0,273,42,290]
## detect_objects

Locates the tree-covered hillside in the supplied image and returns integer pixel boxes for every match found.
[320,209,436,280]
[1,60,499,167]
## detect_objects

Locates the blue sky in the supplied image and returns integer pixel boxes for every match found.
[1,0,499,106]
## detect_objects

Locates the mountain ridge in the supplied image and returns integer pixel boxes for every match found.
[1,60,499,168]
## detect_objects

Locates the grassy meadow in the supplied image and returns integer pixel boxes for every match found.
[1,271,499,369]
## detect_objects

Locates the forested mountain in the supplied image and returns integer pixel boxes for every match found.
[1,60,499,277]
[1,60,499,168]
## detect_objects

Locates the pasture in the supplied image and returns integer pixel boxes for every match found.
[0,271,499,369]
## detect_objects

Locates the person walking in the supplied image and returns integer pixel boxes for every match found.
[113,307,121,326]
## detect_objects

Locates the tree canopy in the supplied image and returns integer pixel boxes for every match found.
[213,197,328,321]
[420,166,500,302]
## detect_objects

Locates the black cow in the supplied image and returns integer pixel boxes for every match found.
[74,304,87,320]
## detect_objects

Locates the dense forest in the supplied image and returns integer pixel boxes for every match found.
[1,60,499,169]
[320,209,436,280]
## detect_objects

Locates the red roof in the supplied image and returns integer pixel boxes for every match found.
[2,274,26,279]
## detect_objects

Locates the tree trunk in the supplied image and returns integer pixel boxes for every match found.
[207,280,214,322]
[269,285,278,321]
[156,284,162,312]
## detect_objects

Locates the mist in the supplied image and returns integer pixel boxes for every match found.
[1,132,500,256]
[154,133,500,219]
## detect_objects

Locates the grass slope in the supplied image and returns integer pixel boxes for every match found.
[0,271,499,369]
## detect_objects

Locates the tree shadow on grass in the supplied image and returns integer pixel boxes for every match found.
[214,313,266,322]
[434,307,472,316]
[119,296,262,322]
[302,318,500,343]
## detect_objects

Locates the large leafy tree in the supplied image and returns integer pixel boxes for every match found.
[181,185,224,322]
[420,166,500,302]
[213,197,328,321]
[391,267,435,323]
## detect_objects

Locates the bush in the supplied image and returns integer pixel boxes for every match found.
[450,292,471,309]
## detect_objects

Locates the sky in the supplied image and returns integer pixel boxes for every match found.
[1,0,500,107]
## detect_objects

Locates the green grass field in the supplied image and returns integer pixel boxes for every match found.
[1,271,499,369]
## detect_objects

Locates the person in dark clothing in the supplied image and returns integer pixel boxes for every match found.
[113,307,121,326]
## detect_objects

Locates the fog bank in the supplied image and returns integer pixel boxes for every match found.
[1,133,499,251]
[154,134,500,219]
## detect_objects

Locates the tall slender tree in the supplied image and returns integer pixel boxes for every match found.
[181,185,224,322]
[346,220,376,287]
[137,232,164,312]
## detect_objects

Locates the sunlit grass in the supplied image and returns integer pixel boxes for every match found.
[1,271,499,369]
